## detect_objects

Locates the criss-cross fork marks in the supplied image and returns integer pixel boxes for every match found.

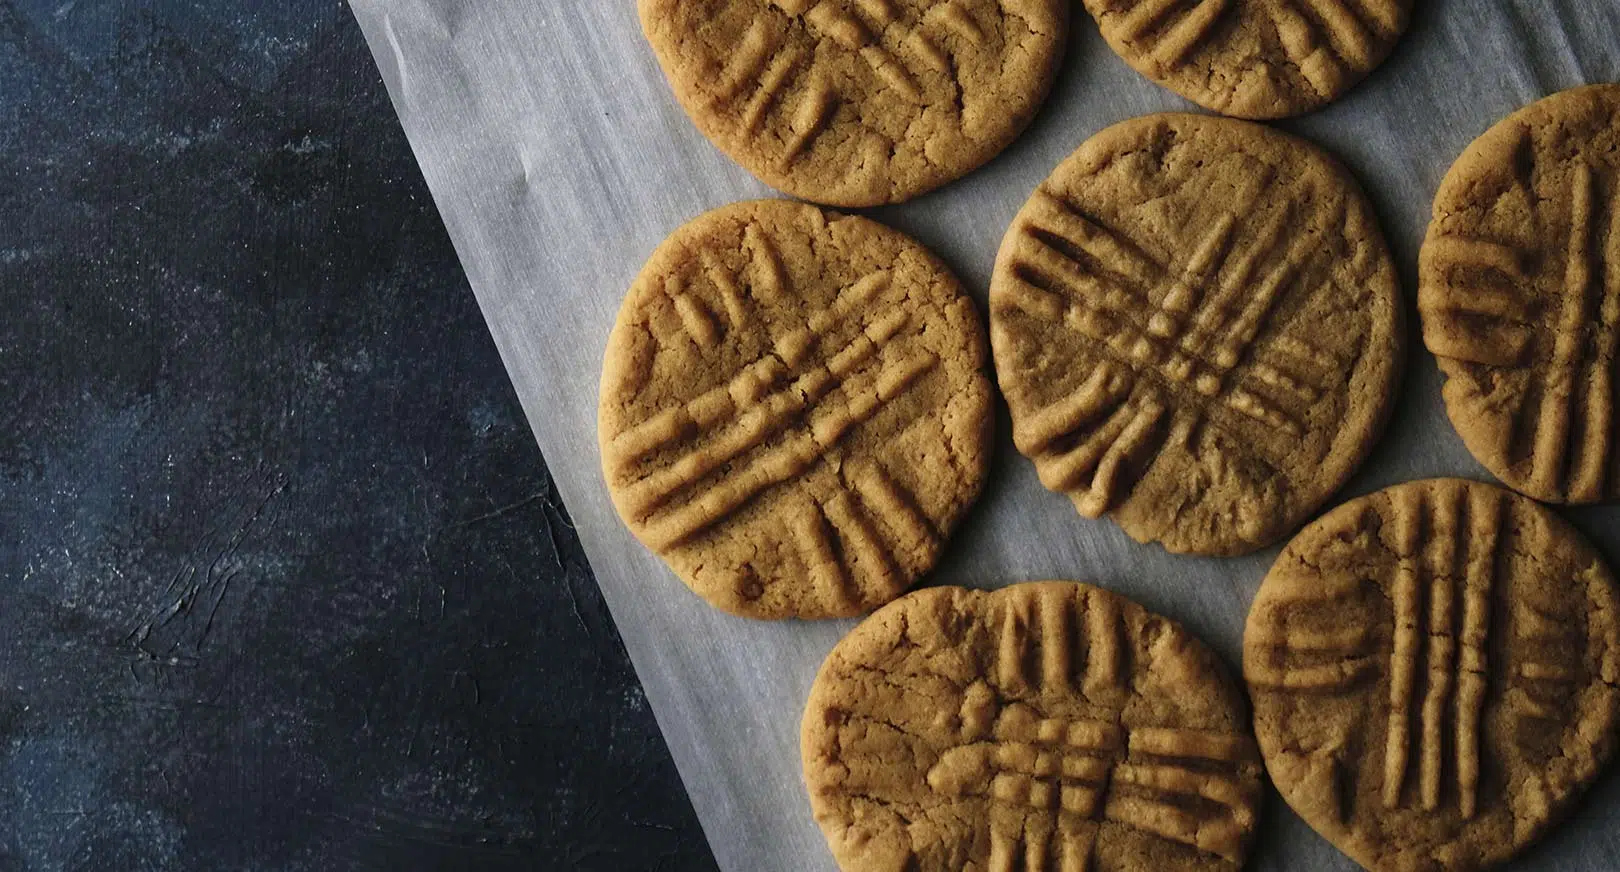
[1110,0,1403,94]
[994,585,1127,699]
[1000,186,1339,515]
[1378,484,1504,819]
[1529,162,1620,501]
[1113,0,1233,68]
[926,591,1258,866]
[1008,360,1173,519]
[789,463,941,612]
[995,725,1256,868]
[1246,570,1378,694]
[781,0,991,103]
[716,0,993,165]
[716,14,828,165]
[921,705,1117,872]
[1420,234,1536,366]
[1425,162,1620,501]
[665,242,768,351]
[1269,0,1404,97]
[980,716,1116,872]
[1510,600,1583,726]
[611,231,940,555]
[1249,484,1506,819]
[928,704,1257,868]
[1103,729,1257,864]
[1247,559,1379,822]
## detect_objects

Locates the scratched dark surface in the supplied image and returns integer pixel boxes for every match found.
[0,1,717,869]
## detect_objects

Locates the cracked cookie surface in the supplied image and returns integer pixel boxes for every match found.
[802,581,1262,871]
[1082,0,1412,119]
[1419,85,1620,505]
[1244,478,1620,872]
[599,200,992,620]
[638,0,1067,206]
[990,113,1402,556]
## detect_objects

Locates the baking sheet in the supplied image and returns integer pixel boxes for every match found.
[345,1,1620,868]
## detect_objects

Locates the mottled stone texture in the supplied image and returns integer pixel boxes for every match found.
[0,2,715,869]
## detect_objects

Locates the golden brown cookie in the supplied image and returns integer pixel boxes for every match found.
[1082,0,1412,119]
[599,200,992,620]
[989,113,1402,556]
[638,0,1068,207]
[1244,478,1620,872]
[803,581,1264,872]
[1419,85,1620,505]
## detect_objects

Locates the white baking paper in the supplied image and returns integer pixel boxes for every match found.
[346,1,1620,868]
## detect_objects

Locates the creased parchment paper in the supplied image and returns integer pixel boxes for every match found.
[347,1,1620,868]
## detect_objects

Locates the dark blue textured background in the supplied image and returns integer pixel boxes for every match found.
[0,1,715,868]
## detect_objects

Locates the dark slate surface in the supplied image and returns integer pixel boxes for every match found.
[0,1,717,868]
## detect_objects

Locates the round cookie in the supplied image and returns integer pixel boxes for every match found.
[599,200,992,620]
[1419,85,1620,505]
[802,581,1264,871]
[1082,0,1412,119]
[989,113,1402,556]
[1244,478,1620,872]
[638,0,1068,207]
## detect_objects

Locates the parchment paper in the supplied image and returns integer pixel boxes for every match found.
[345,2,1620,868]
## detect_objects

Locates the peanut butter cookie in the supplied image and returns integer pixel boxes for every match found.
[638,0,1068,206]
[600,200,992,620]
[1419,85,1620,504]
[990,113,1402,556]
[803,581,1263,872]
[1082,0,1412,119]
[1245,478,1620,872]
